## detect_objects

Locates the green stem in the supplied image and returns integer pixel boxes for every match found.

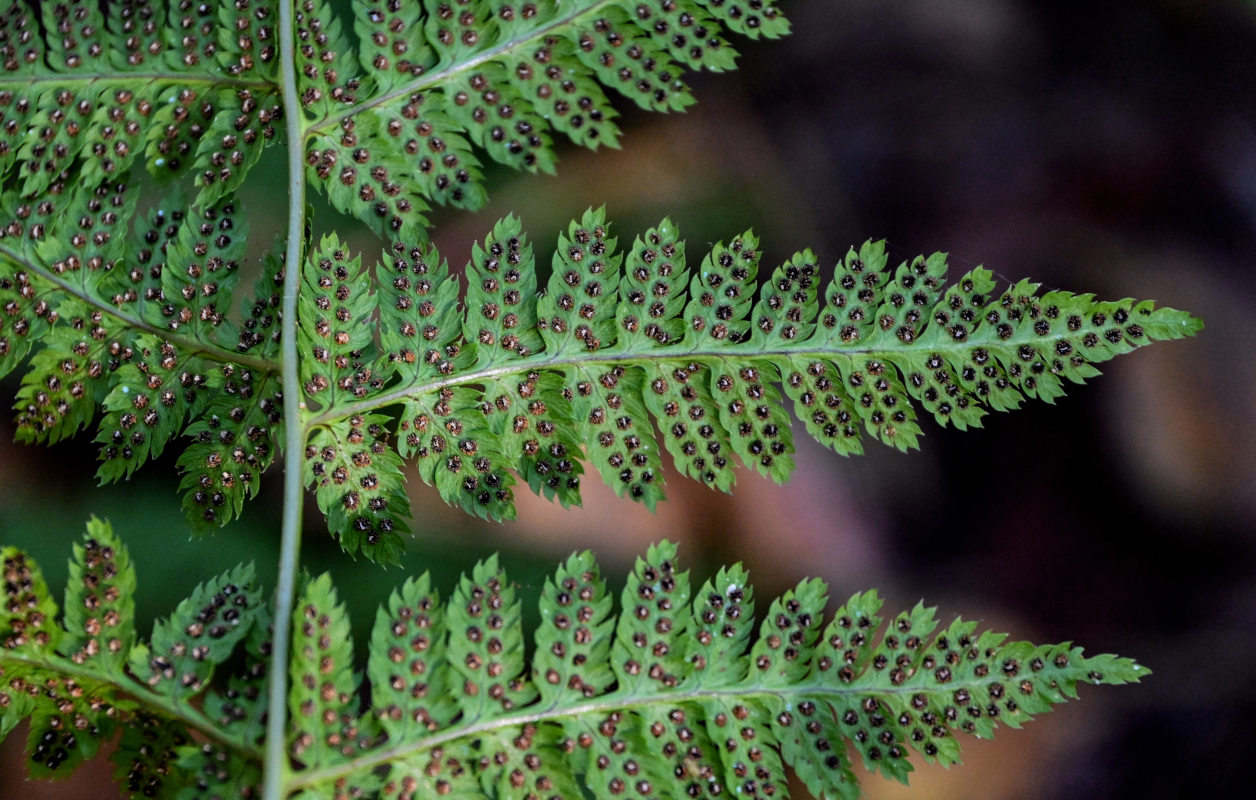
[0,650,261,756]
[0,242,279,374]
[283,679,959,791]
[302,333,1059,429]
[263,2,309,798]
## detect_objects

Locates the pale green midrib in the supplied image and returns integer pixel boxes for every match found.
[264,0,312,798]
[0,72,275,91]
[0,648,260,756]
[287,676,998,790]
[0,242,280,374]
[305,329,1084,428]
[308,0,618,134]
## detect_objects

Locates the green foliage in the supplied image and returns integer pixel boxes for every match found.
[0,0,1200,562]
[0,523,1147,799]
[286,209,1202,556]
[0,1,1200,796]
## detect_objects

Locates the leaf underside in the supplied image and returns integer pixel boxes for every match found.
[1,201,1201,561]
[1,522,1147,799]
[302,212,1200,558]
[0,1,1200,561]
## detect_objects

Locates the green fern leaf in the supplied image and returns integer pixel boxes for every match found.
[0,0,278,202]
[1,519,270,794]
[633,3,739,72]
[61,516,136,672]
[0,3,1200,559]
[21,518,136,777]
[484,369,585,507]
[400,386,519,521]
[0,526,1151,798]
[377,238,463,382]
[127,563,262,699]
[145,87,221,182]
[339,541,1143,799]
[571,9,697,113]
[353,0,431,90]
[502,37,622,150]
[289,573,375,767]
[306,412,411,560]
[163,2,222,72]
[94,335,219,483]
[299,234,379,409]
[0,263,56,379]
[698,0,790,39]
[295,215,1198,558]
[155,197,246,339]
[463,215,543,366]
[217,0,280,80]
[34,179,136,292]
[0,3,1201,795]
[368,573,457,739]
[78,86,157,188]
[175,256,286,530]
[0,551,45,736]
[444,63,558,175]
[295,0,799,236]
[534,551,615,703]
[686,563,755,688]
[110,713,191,800]
[446,555,537,720]
[177,604,273,798]
[294,0,361,117]
[177,371,282,531]
[537,208,623,355]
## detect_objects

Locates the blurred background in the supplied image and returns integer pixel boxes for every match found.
[3,0,1255,797]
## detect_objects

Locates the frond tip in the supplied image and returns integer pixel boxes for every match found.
[0,528,1147,798]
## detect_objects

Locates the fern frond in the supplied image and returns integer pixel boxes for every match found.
[0,1,279,197]
[296,212,1199,558]
[1,518,268,784]
[298,0,793,238]
[0,0,282,512]
[0,528,1147,798]
[0,5,1200,560]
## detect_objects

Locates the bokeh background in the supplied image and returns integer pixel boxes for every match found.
[3,0,1255,797]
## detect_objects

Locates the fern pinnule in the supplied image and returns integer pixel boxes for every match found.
[128,562,262,699]
[289,573,377,768]
[0,525,1147,799]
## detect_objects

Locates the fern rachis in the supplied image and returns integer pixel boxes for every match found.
[0,1,1200,798]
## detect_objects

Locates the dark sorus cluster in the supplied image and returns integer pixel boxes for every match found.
[0,2,1200,798]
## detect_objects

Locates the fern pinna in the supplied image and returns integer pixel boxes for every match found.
[0,1,1198,798]
[2,523,1147,799]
